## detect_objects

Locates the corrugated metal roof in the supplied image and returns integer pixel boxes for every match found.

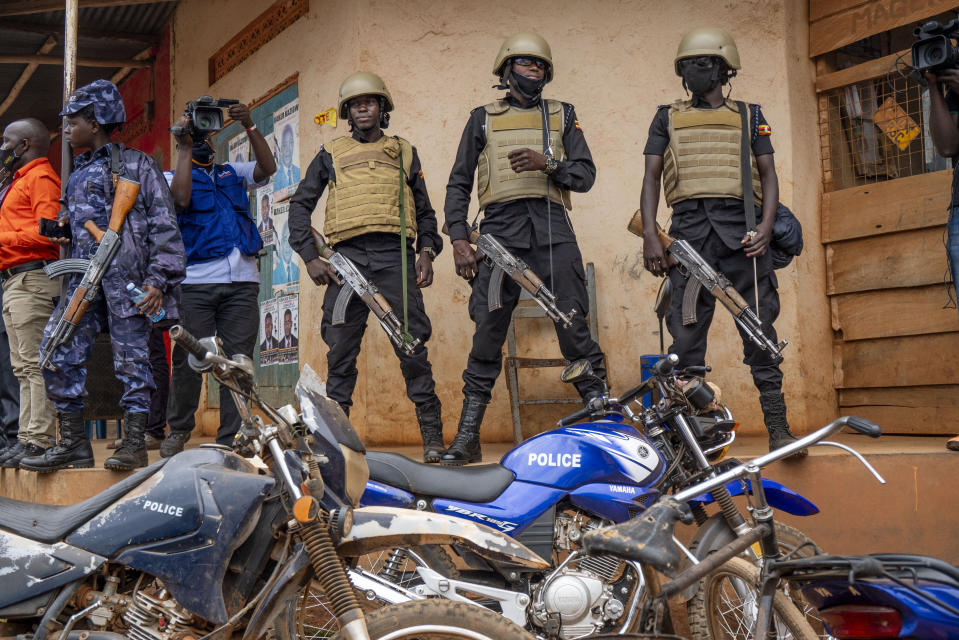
[0,1,177,131]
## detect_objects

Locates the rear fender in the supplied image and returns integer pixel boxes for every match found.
[338,506,550,570]
[690,478,819,516]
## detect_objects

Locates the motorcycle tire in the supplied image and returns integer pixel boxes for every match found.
[331,599,536,640]
[280,545,459,640]
[768,522,831,640]
[686,556,817,640]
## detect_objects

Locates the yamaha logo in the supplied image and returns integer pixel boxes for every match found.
[637,446,649,458]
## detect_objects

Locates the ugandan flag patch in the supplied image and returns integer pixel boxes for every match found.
[418,170,424,180]
[574,119,582,130]
[758,124,771,136]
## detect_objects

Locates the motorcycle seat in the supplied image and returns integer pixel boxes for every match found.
[366,451,514,503]
[0,458,167,544]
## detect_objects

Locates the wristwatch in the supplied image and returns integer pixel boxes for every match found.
[421,246,437,261]
[543,154,559,175]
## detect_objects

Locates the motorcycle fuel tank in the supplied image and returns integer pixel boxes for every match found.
[66,447,274,624]
[502,423,664,489]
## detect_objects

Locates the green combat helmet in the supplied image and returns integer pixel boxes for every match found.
[337,71,394,119]
[492,32,554,82]
[674,27,741,76]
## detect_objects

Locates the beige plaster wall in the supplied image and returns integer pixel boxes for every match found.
[172,0,836,444]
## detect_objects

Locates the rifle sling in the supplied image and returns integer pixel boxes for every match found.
[736,101,756,233]
[396,137,412,346]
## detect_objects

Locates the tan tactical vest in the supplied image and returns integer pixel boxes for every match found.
[477,99,571,210]
[324,135,416,244]
[662,99,763,207]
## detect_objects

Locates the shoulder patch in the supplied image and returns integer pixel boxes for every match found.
[758,124,771,136]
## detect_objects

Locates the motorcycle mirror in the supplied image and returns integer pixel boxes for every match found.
[654,277,672,320]
[187,336,222,372]
[561,359,594,383]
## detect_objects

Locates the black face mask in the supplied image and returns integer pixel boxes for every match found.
[192,138,214,165]
[0,141,25,172]
[681,65,721,97]
[510,70,546,100]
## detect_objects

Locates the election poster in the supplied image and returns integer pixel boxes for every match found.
[256,185,274,246]
[272,99,301,200]
[271,200,300,296]
[228,133,249,165]
[258,298,279,367]
[274,294,299,365]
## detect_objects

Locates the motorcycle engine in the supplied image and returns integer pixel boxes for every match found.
[123,585,194,640]
[532,510,636,639]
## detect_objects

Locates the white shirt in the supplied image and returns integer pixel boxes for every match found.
[165,161,266,284]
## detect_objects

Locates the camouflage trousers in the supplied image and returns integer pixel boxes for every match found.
[41,292,155,414]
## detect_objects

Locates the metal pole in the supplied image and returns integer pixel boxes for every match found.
[61,0,78,193]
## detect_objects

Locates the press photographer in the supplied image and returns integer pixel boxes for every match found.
[164,98,276,455]
[919,16,959,451]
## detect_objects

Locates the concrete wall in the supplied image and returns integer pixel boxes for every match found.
[171,0,835,444]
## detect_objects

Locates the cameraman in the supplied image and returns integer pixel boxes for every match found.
[925,69,959,452]
[163,102,276,455]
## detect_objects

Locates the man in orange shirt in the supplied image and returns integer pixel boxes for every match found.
[0,119,61,469]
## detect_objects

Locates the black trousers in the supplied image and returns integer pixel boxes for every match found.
[666,230,783,394]
[0,292,18,446]
[321,261,438,413]
[146,326,169,438]
[462,238,606,403]
[167,282,259,445]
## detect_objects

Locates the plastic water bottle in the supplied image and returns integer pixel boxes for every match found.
[126,282,166,323]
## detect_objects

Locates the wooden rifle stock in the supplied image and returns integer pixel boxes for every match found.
[628,210,677,267]
[310,227,336,261]
[83,177,140,241]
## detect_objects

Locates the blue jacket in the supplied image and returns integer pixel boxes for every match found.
[178,164,262,264]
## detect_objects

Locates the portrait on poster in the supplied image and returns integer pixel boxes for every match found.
[259,298,279,367]
[271,200,300,295]
[228,133,250,165]
[272,99,301,200]
[256,185,274,246]
[275,294,299,365]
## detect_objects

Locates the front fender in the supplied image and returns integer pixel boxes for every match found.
[242,544,311,640]
[690,478,819,516]
[338,506,550,571]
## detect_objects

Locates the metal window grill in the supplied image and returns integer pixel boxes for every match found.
[819,67,950,192]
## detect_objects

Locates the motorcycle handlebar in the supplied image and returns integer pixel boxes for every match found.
[170,325,209,360]
[845,415,881,438]
[652,353,679,377]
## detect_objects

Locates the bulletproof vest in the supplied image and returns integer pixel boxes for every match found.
[477,99,571,210]
[662,99,763,207]
[180,164,262,265]
[324,135,416,245]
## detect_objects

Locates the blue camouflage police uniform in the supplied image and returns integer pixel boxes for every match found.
[41,80,185,415]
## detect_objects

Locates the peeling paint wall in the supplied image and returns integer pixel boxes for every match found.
[172,0,835,444]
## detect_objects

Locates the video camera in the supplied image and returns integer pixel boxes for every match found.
[912,16,959,73]
[170,95,239,138]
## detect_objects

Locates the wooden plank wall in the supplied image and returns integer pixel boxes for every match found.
[814,0,959,434]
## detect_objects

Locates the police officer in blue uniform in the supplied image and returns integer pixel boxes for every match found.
[162,102,276,455]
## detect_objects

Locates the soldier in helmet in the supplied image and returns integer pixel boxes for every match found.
[444,33,607,465]
[636,27,803,456]
[20,79,186,472]
[288,72,445,462]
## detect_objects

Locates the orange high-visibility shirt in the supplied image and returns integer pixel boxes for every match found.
[0,157,60,271]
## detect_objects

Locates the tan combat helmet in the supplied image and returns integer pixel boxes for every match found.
[674,27,741,76]
[337,71,394,119]
[492,32,554,82]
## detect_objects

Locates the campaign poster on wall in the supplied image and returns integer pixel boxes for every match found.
[256,185,274,246]
[274,294,299,365]
[228,133,250,165]
[272,99,301,201]
[259,297,279,367]
[271,200,300,296]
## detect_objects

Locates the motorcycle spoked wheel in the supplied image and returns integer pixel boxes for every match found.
[285,546,458,640]
[770,522,832,640]
[330,599,536,640]
[686,556,817,640]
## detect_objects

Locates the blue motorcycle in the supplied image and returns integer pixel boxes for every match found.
[360,354,821,638]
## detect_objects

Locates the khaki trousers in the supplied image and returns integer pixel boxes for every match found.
[2,269,58,447]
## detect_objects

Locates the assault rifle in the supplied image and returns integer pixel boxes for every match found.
[40,176,141,371]
[448,225,576,328]
[310,227,419,355]
[629,213,787,363]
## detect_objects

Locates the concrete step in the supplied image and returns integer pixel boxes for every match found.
[1,433,955,564]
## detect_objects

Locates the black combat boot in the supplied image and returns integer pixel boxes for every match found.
[415,399,445,463]
[160,430,191,458]
[0,441,26,466]
[441,396,487,466]
[104,412,149,471]
[760,391,807,458]
[3,442,47,469]
[20,412,94,472]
